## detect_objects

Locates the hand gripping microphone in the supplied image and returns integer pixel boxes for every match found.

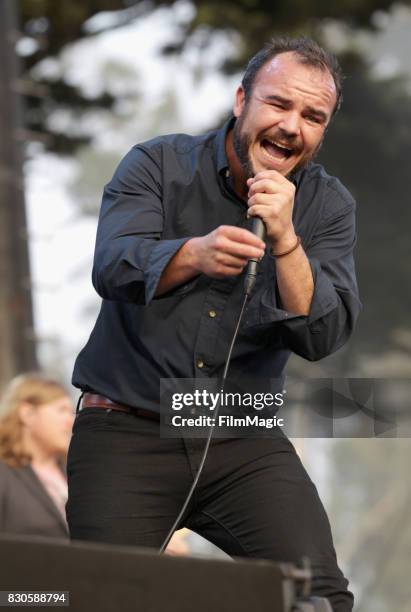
[244,216,266,297]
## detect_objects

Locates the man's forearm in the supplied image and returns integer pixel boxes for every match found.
[156,232,314,313]
[155,226,266,297]
[274,238,314,316]
[155,239,199,296]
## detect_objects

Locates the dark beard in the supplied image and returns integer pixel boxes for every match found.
[232,113,255,179]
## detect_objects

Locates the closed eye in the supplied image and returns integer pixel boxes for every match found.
[306,114,324,125]
[305,109,327,125]
[264,96,289,110]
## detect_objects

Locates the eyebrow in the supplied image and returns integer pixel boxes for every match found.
[265,94,329,123]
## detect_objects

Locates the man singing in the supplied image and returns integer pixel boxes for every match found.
[67,36,361,611]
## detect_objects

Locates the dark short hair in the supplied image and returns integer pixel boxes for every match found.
[241,36,343,117]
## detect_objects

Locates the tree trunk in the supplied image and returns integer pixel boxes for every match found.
[0,0,37,397]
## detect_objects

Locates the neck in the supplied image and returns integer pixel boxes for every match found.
[31,455,59,469]
[225,128,249,200]
[22,432,58,468]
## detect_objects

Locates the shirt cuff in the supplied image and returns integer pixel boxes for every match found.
[144,237,193,304]
[249,257,339,327]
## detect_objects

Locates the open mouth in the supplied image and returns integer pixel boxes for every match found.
[261,138,294,161]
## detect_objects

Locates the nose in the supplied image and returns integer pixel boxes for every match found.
[278,110,301,137]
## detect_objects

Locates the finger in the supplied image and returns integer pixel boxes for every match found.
[247,192,279,208]
[217,253,249,268]
[219,238,265,260]
[221,263,251,276]
[217,225,265,249]
[253,170,289,184]
[248,178,281,196]
[247,204,282,221]
[212,265,247,279]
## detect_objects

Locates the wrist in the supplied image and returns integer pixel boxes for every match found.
[270,229,297,253]
[182,237,202,274]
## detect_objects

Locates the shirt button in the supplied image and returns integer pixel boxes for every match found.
[208,310,217,318]
[197,359,205,369]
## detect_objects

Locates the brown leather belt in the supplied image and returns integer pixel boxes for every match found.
[81,393,160,421]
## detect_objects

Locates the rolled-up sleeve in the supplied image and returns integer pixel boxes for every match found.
[245,201,362,361]
[92,146,191,305]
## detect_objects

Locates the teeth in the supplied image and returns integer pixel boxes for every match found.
[268,139,291,151]
[264,138,292,154]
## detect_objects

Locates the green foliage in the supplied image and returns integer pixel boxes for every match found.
[20,0,129,64]
[18,0,411,362]
[159,0,411,69]
[18,0,411,153]
[316,58,411,363]
[19,0,130,152]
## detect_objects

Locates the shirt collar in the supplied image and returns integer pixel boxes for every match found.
[213,115,306,190]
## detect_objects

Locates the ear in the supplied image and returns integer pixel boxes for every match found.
[18,402,36,427]
[233,85,245,118]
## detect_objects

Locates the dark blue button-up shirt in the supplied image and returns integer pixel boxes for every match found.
[72,117,362,412]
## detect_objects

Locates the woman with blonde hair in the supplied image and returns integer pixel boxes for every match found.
[0,372,74,539]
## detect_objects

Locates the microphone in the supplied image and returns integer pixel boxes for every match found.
[244,216,266,297]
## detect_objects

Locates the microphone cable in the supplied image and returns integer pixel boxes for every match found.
[158,290,250,553]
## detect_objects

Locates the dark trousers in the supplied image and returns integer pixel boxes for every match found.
[66,408,353,612]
